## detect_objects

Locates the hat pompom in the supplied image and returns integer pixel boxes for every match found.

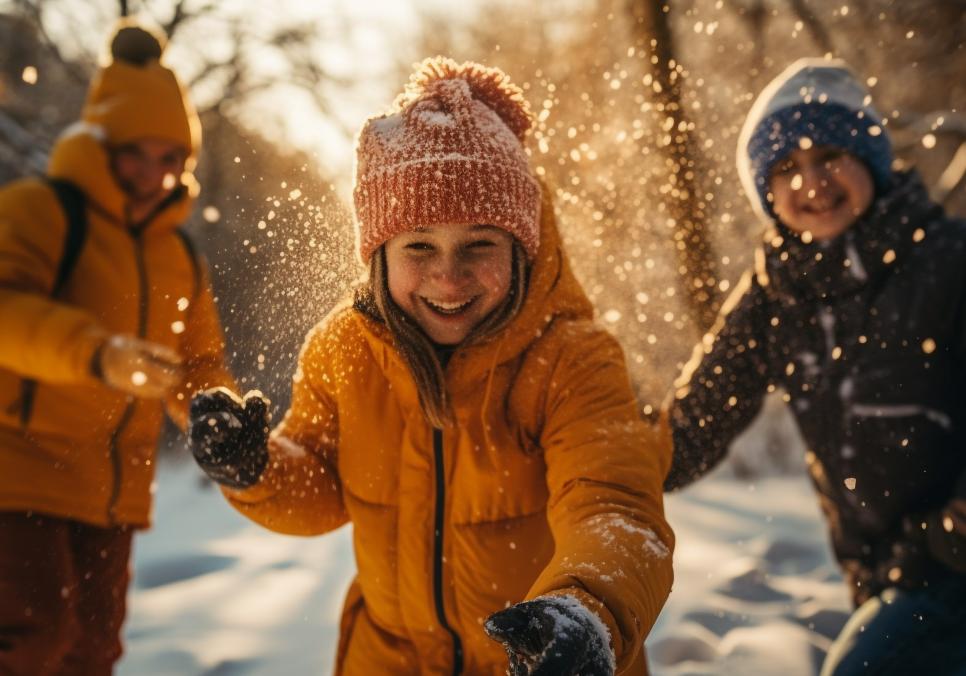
[397,56,533,141]
[111,24,165,66]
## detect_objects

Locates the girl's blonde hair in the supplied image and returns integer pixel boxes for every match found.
[356,240,529,428]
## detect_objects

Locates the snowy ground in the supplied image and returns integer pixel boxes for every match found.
[117,459,354,676]
[649,476,851,676]
[118,450,850,676]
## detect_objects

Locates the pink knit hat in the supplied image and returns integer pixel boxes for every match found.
[353,57,542,263]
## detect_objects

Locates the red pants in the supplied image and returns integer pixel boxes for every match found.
[0,512,133,676]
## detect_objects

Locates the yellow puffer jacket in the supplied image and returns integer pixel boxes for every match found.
[0,126,233,528]
[225,194,674,675]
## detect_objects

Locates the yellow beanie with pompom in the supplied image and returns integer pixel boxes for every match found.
[353,57,541,262]
[82,19,200,155]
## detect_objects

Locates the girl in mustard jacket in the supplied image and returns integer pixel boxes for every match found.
[189,58,673,676]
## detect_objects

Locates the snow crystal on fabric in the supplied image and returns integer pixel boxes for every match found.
[849,404,952,430]
[549,595,617,674]
[844,239,869,282]
[584,512,671,559]
[272,435,307,459]
[368,114,404,137]
[353,58,541,262]
[414,109,455,127]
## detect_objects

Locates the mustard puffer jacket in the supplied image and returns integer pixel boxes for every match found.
[0,126,233,528]
[225,195,674,675]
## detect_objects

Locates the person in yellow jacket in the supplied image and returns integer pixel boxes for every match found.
[189,58,673,675]
[0,21,233,675]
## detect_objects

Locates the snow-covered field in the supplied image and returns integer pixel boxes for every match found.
[118,448,850,676]
[117,459,354,676]
[649,476,850,676]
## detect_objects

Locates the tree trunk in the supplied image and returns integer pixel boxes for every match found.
[625,0,721,332]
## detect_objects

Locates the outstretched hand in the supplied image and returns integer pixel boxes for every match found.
[188,387,270,489]
[97,334,183,399]
[484,596,615,676]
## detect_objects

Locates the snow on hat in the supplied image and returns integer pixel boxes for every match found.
[82,19,201,155]
[353,57,541,263]
[737,58,893,221]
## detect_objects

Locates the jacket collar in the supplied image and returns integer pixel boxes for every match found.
[757,170,942,303]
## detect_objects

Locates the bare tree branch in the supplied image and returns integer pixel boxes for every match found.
[890,110,966,206]
[936,142,966,206]
[786,0,834,54]
[9,0,93,85]
[164,0,189,38]
[625,0,721,331]
[890,110,966,140]
[154,0,217,40]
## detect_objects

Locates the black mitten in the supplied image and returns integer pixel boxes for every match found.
[484,596,614,676]
[188,387,270,489]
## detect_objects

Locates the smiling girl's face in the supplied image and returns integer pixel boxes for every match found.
[385,223,515,345]
[769,145,875,241]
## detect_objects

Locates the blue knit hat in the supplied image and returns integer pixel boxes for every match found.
[737,58,893,221]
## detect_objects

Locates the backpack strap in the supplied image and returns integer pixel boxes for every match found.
[174,228,202,304]
[13,178,89,427]
[45,178,88,297]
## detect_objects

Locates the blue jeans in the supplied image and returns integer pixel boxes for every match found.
[821,573,966,676]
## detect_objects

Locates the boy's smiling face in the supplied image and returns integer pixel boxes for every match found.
[385,223,514,345]
[110,137,187,205]
[769,145,875,241]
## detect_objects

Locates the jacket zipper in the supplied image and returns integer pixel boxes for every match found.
[107,228,149,523]
[105,191,187,522]
[432,428,463,675]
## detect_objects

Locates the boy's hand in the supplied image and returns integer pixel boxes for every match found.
[96,334,183,399]
[484,596,615,676]
[189,387,270,489]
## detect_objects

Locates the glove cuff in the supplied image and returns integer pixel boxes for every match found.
[194,445,267,489]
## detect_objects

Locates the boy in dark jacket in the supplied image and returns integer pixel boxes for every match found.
[665,58,966,675]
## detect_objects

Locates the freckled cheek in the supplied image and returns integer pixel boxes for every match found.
[769,180,793,205]
[771,191,795,218]
[472,262,512,296]
[387,263,425,306]
[848,176,874,212]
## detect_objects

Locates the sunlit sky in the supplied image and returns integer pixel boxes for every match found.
[187,0,438,178]
[173,0,464,192]
[26,0,465,193]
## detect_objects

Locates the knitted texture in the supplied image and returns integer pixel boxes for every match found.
[82,19,200,154]
[737,58,893,221]
[353,57,541,262]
